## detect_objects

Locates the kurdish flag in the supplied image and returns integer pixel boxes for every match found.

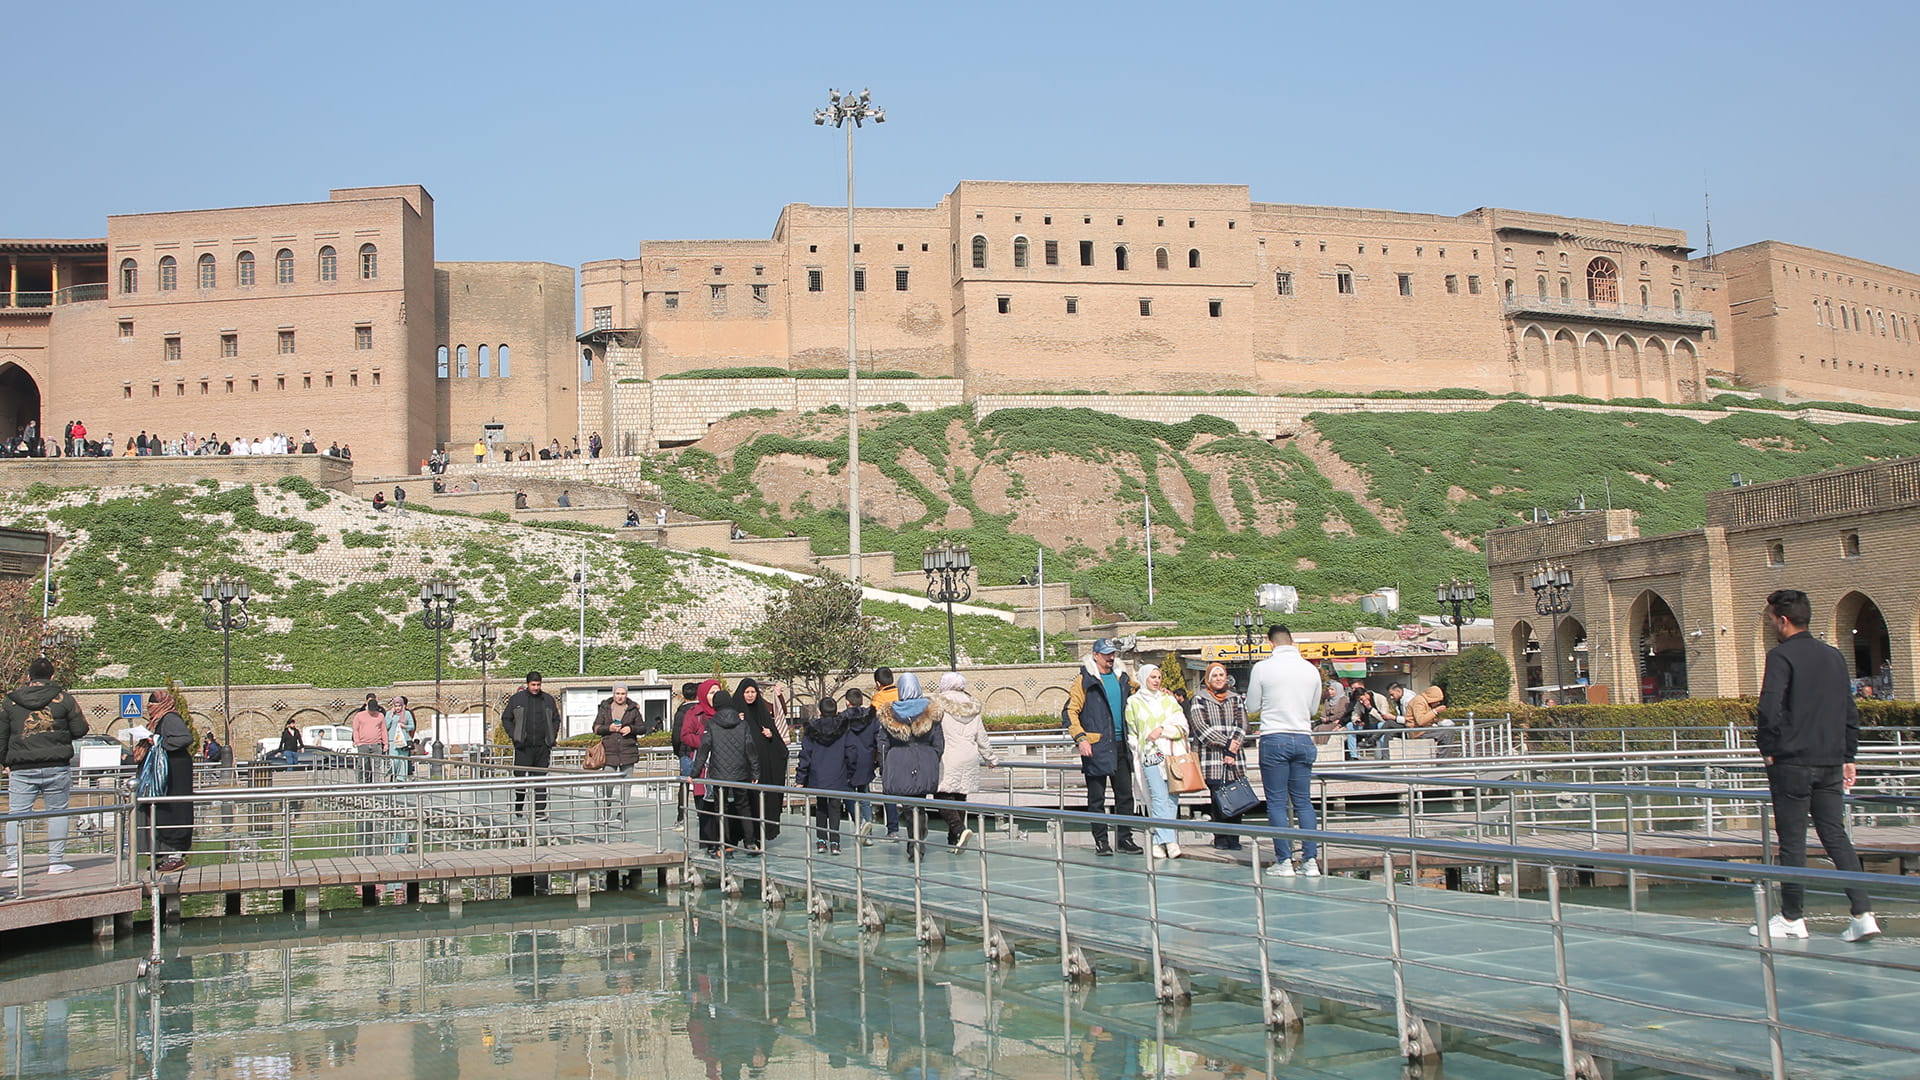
[1331,659,1370,680]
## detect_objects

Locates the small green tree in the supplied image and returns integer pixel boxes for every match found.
[750,573,877,705]
[1159,653,1188,699]
[1436,645,1514,708]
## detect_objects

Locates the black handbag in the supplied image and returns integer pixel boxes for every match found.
[1213,765,1260,819]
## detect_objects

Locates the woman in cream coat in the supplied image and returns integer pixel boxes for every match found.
[1124,663,1191,858]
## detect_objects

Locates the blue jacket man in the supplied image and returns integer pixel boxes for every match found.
[1064,639,1142,855]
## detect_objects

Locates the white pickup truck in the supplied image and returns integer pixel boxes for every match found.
[254,724,356,756]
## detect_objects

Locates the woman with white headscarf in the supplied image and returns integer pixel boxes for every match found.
[1125,663,1190,859]
[932,672,998,850]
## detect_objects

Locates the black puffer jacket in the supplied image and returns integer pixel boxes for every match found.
[0,680,88,770]
[879,705,945,797]
[691,706,756,784]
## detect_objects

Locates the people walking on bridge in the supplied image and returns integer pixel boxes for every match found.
[738,678,788,844]
[137,689,195,873]
[839,688,885,844]
[1246,624,1323,876]
[1126,662,1189,859]
[349,694,387,783]
[933,672,997,851]
[867,669,903,841]
[1753,588,1880,942]
[878,673,943,861]
[594,685,644,823]
[1192,662,1249,851]
[670,682,703,828]
[385,697,415,781]
[681,680,719,848]
[691,688,757,853]
[501,672,562,819]
[796,695,855,854]
[2,656,89,877]
[1066,639,1143,857]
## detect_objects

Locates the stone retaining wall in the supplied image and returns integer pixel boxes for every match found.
[0,454,355,492]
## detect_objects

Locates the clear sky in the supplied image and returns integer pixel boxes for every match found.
[10,0,1916,275]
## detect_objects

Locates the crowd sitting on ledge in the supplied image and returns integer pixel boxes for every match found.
[4,421,351,460]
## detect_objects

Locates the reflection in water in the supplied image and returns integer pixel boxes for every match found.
[0,893,1682,1079]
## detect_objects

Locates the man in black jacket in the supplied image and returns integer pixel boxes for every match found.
[501,671,562,819]
[2,657,89,875]
[1753,589,1879,942]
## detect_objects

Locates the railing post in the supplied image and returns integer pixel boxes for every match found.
[1053,819,1074,980]
[1750,882,1788,1080]
[1548,869,1581,1080]
[1382,850,1416,1058]
[1623,792,1638,914]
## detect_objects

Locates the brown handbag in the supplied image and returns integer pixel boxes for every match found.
[1164,750,1206,794]
[583,739,608,771]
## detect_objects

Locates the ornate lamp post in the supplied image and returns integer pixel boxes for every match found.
[419,581,457,746]
[814,88,885,583]
[1232,609,1262,653]
[1529,562,1575,699]
[923,539,973,671]
[200,580,251,746]
[1436,578,1479,654]
[468,622,498,732]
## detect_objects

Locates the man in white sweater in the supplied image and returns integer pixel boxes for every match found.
[1244,624,1326,876]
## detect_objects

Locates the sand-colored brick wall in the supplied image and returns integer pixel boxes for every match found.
[436,261,577,456]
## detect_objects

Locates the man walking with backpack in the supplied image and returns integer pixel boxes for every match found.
[2,657,89,876]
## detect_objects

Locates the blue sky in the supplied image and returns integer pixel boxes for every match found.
[10,0,1915,273]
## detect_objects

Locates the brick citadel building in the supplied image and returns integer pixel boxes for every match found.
[4,181,1918,472]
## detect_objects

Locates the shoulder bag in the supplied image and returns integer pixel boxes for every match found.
[582,739,608,771]
[1212,762,1260,819]
[1163,748,1206,794]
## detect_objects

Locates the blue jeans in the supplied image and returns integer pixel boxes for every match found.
[1140,758,1178,845]
[7,766,73,866]
[1259,733,1318,863]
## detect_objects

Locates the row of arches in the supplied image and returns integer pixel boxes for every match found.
[437,344,511,379]
[1517,325,1700,400]
[969,235,1201,272]
[121,245,377,294]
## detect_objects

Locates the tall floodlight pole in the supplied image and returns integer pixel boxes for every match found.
[1144,491,1155,606]
[573,551,590,675]
[815,88,885,583]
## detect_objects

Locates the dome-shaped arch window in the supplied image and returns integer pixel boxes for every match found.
[497,344,510,377]
[970,235,987,270]
[1536,275,1548,298]
[455,344,468,378]
[157,256,177,292]
[118,258,138,295]
[236,251,256,287]
[1586,257,1619,304]
[1504,278,1515,298]
[436,346,449,379]
[477,344,491,378]
[358,243,378,280]
[275,248,295,286]
[1115,245,1129,271]
[197,253,216,289]
[318,246,337,282]
[1012,236,1029,269]
[1155,247,1169,270]
[1641,284,1650,307]
[1188,248,1201,269]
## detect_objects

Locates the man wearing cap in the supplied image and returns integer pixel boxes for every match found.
[2,656,89,876]
[594,685,644,823]
[1065,639,1143,856]
[502,672,562,818]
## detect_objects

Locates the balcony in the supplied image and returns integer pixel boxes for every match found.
[1503,295,1715,332]
[0,283,107,313]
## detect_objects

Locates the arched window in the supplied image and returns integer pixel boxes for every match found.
[1586,258,1619,303]
[497,344,510,377]
[1673,289,1683,312]
[1641,284,1650,307]
[436,346,449,378]
[1012,236,1029,269]
[275,248,294,285]
[477,344,490,378]
[1115,246,1129,271]
[318,246,337,282]
[455,344,468,378]
[582,348,594,382]
[197,253,216,289]
[970,235,987,270]
[1537,275,1548,298]
[236,251,256,287]
[1559,278,1571,300]
[1188,248,1200,268]
[1504,278,1515,298]
[157,256,177,292]
[1155,247,1169,270]
[119,258,138,294]
[359,243,378,280]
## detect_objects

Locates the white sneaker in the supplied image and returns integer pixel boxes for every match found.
[859,819,874,837]
[1750,914,1809,939]
[1266,860,1296,878]
[955,827,973,849]
[1301,859,1321,877]
[47,864,75,876]
[1843,913,1882,943]
[1164,843,1182,859]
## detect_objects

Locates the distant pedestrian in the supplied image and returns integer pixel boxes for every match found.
[349,694,387,783]
[932,672,997,850]
[877,673,944,861]
[557,489,571,508]
[386,697,416,781]
[1191,662,1249,850]
[839,687,884,843]
[795,695,856,854]
[1246,624,1323,876]
[670,681,706,827]
[1065,639,1142,856]
[1,656,89,876]
[680,680,719,847]
[593,685,644,822]
[690,688,757,852]
[393,485,407,517]
[1752,589,1880,942]
[279,719,302,753]
[501,672,562,819]
[372,491,387,512]
[473,438,486,464]
[137,689,195,873]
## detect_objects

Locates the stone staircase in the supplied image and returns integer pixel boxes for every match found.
[351,464,1093,633]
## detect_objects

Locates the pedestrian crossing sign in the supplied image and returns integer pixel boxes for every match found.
[119,693,144,718]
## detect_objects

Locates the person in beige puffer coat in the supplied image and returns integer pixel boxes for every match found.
[933,671,998,849]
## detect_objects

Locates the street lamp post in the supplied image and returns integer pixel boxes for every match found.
[419,581,457,747]
[923,539,973,671]
[1529,563,1575,700]
[573,552,589,675]
[1232,608,1262,653]
[814,88,885,584]
[200,579,251,747]
[1436,578,1478,654]
[468,622,498,733]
